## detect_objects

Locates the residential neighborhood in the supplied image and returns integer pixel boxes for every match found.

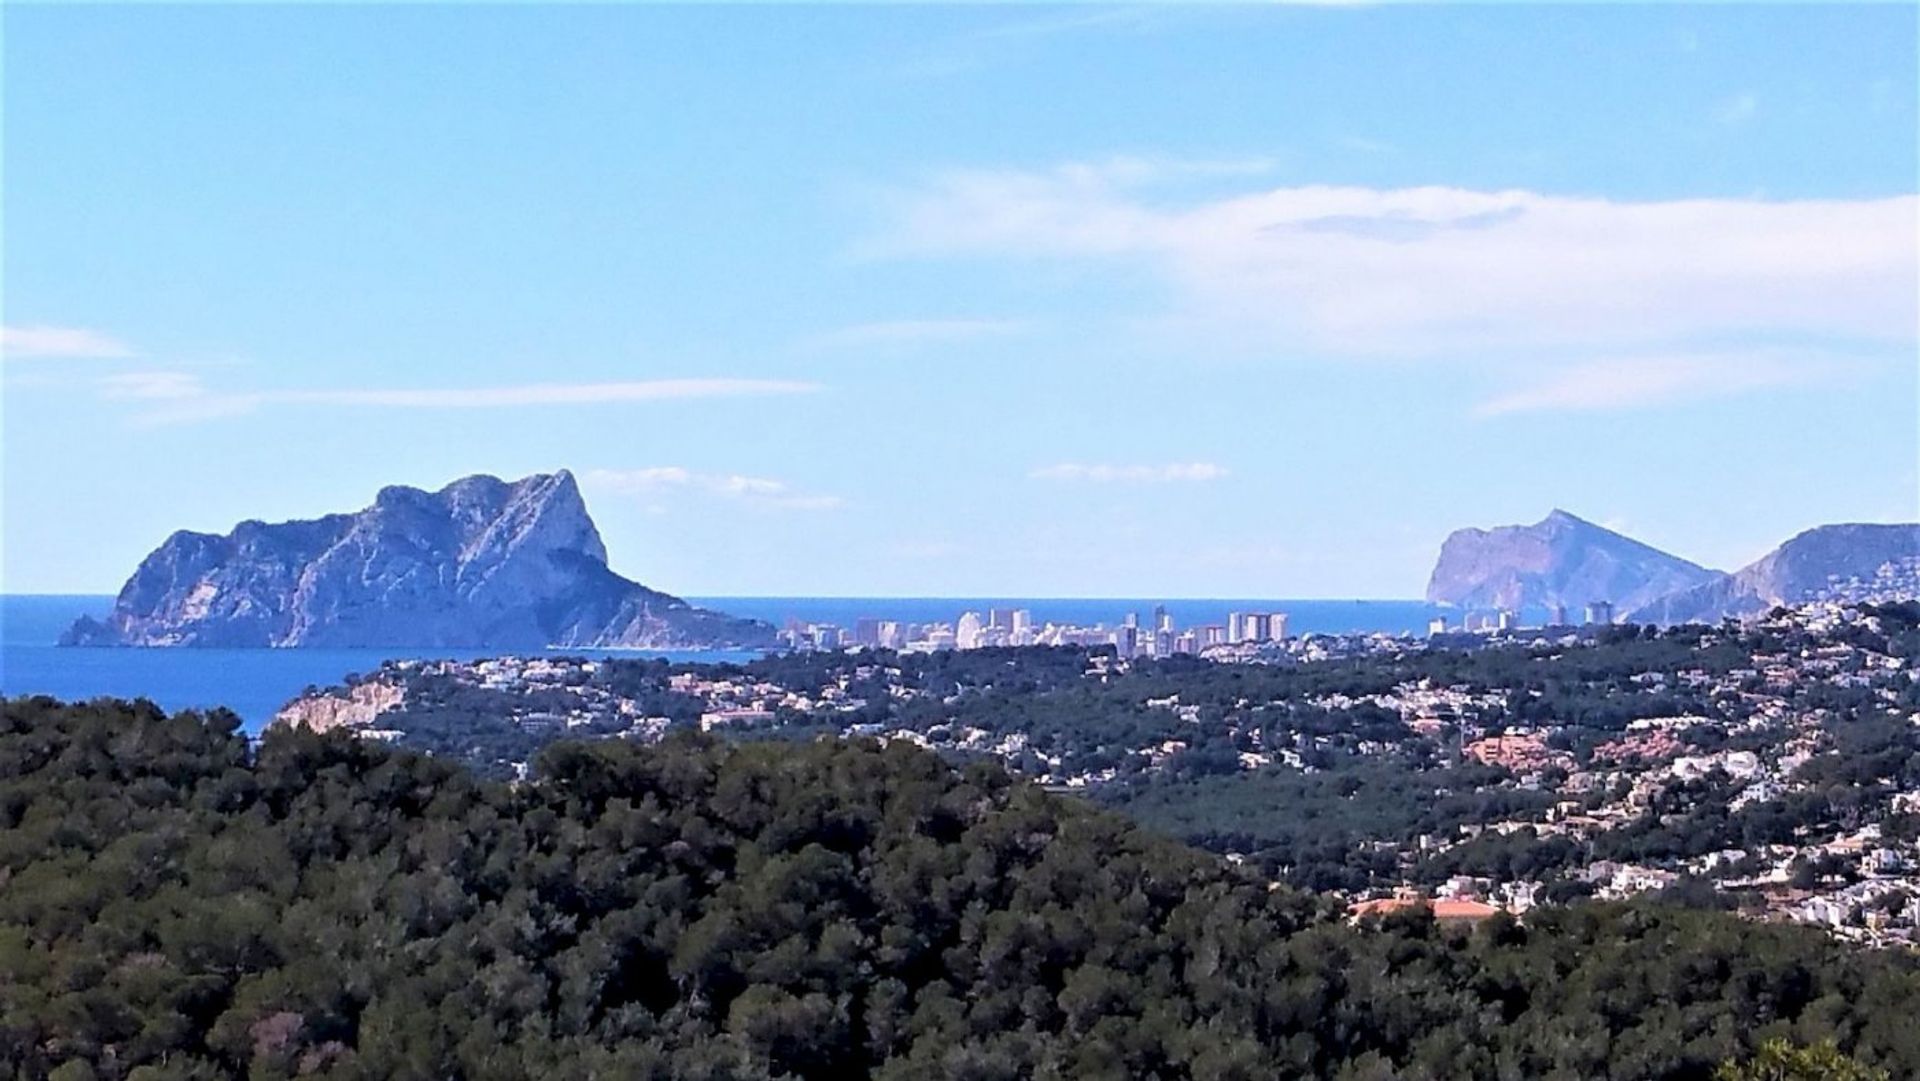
[278,600,1920,946]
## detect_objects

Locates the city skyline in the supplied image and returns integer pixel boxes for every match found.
[776,603,1296,656]
[768,599,1672,658]
[5,4,1915,598]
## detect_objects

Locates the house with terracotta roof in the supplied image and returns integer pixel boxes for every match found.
[1346,896,1503,924]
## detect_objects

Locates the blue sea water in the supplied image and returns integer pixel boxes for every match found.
[0,594,1439,734]
[0,595,760,734]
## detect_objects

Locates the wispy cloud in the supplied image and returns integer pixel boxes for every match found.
[97,373,820,424]
[99,371,208,400]
[804,318,1030,351]
[894,7,1176,79]
[283,378,818,408]
[583,467,845,512]
[2,324,135,360]
[1031,462,1229,483]
[866,164,1918,357]
[97,371,259,423]
[1337,135,1397,155]
[1471,351,1826,418]
[974,6,1162,42]
[1712,92,1759,126]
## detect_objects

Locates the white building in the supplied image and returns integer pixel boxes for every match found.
[956,612,986,650]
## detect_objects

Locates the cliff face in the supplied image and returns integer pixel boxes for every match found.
[1425,510,1720,613]
[1632,523,1920,624]
[274,680,407,733]
[62,471,777,650]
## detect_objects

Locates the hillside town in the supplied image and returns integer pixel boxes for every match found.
[277,600,1920,946]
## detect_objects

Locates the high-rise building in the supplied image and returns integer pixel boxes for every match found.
[1227,612,1246,642]
[1153,605,1172,633]
[1550,603,1569,627]
[1269,612,1289,640]
[1123,611,1140,629]
[1428,615,1450,636]
[989,608,1016,630]
[1584,601,1615,626]
[878,621,906,649]
[1199,624,1226,647]
[1496,610,1515,632]
[1113,624,1138,658]
[853,617,882,647]
[956,611,986,649]
[1011,609,1032,635]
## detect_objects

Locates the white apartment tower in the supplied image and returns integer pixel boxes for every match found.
[956,611,986,649]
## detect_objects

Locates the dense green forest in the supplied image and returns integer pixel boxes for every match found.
[4,696,1918,1080]
[350,606,1920,895]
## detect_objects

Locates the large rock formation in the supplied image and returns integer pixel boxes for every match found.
[1426,509,1720,614]
[62,470,777,650]
[1632,523,1920,624]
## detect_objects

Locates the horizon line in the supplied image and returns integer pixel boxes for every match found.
[6,590,1443,603]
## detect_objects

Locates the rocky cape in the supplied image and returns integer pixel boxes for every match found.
[1631,522,1920,625]
[1425,509,1720,614]
[61,470,778,650]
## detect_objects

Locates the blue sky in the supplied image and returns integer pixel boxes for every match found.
[4,3,1916,598]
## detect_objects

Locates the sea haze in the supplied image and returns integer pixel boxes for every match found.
[0,594,1439,733]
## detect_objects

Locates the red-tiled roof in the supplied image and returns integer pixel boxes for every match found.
[1347,897,1502,922]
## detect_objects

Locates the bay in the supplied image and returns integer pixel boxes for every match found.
[1,594,1441,733]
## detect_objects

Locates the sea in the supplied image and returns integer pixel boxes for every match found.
[0,594,1441,734]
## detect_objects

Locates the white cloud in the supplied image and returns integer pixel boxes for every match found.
[1049,155,1278,185]
[2,325,135,360]
[98,371,206,400]
[804,318,1030,351]
[1337,135,1397,155]
[974,6,1164,42]
[584,466,694,489]
[288,378,819,408]
[584,467,845,512]
[1030,462,1229,483]
[1713,92,1759,126]
[96,374,819,424]
[94,371,261,424]
[1471,351,1825,417]
[867,166,1919,357]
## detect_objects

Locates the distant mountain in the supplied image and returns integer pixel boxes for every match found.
[61,470,777,649]
[1425,509,1720,615]
[1633,523,1920,625]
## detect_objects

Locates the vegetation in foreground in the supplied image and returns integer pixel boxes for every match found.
[2,696,1917,1080]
